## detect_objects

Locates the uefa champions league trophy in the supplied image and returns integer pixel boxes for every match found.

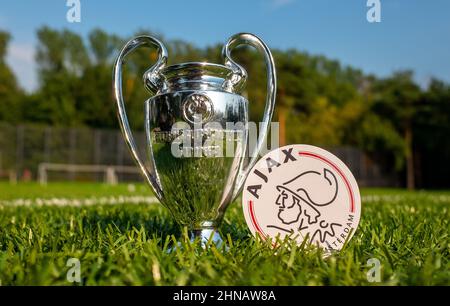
[113,33,276,245]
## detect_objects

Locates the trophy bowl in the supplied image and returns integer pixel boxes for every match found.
[113,33,276,245]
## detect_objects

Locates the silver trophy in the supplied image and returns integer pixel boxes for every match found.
[113,33,276,245]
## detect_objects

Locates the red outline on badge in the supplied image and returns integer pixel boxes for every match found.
[298,151,355,213]
[246,149,356,239]
[248,200,266,238]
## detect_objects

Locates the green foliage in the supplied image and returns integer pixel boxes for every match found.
[88,29,122,65]
[414,79,450,188]
[372,71,422,129]
[0,31,10,59]
[0,27,449,186]
[0,31,23,123]
[0,183,448,285]
[353,112,407,170]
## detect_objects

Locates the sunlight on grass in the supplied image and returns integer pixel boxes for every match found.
[0,183,448,285]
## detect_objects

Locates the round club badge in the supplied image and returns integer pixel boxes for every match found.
[242,144,361,253]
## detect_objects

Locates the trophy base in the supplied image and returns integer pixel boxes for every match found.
[189,228,223,247]
[166,228,226,253]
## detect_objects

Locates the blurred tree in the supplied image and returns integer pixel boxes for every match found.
[76,29,122,128]
[0,30,23,122]
[168,39,204,64]
[287,96,342,146]
[372,71,422,189]
[89,28,122,65]
[1,26,448,188]
[415,79,450,188]
[31,27,86,125]
[32,27,118,127]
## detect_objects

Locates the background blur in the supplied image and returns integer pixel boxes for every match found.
[0,0,449,189]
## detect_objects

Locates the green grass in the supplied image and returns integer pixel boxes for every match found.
[0,182,448,285]
[0,182,152,200]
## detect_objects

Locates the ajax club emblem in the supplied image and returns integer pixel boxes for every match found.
[242,144,361,253]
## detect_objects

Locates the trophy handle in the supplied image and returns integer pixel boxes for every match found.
[113,36,168,199]
[223,33,277,199]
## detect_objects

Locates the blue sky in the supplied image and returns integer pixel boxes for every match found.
[1,0,449,91]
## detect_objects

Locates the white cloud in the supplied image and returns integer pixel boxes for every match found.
[6,43,37,92]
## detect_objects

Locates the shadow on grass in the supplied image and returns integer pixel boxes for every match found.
[81,203,249,244]
[82,205,180,243]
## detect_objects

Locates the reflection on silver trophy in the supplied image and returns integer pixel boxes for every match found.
[113,33,276,245]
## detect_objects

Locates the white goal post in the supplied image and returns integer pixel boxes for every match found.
[38,163,141,185]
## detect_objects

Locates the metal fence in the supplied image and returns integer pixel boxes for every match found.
[328,147,398,187]
[0,122,398,186]
[0,122,145,182]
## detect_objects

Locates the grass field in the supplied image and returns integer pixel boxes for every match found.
[0,182,448,285]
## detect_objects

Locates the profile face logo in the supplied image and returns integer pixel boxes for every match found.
[242,144,361,253]
[273,168,340,242]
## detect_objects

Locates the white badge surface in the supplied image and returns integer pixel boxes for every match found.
[242,144,361,253]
